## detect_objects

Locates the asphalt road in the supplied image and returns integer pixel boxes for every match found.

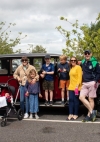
[0,106,100,142]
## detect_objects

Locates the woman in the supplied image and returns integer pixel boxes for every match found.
[67,57,82,120]
[13,56,39,118]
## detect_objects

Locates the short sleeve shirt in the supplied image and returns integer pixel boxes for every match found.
[42,63,54,81]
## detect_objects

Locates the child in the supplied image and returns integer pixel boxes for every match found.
[25,69,42,119]
[5,93,13,103]
[40,54,54,106]
[0,88,13,103]
[57,55,70,105]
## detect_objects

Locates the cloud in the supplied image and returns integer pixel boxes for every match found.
[0,0,100,54]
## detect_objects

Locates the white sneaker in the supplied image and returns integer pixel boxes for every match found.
[24,113,29,119]
[29,114,33,119]
[35,114,39,119]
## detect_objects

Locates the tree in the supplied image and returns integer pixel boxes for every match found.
[56,13,100,61]
[28,45,47,53]
[0,22,27,54]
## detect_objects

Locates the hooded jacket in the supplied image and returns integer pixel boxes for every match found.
[81,57,100,82]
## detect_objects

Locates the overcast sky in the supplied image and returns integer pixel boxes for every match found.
[0,0,100,54]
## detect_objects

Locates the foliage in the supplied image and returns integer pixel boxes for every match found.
[28,45,47,53]
[0,22,27,54]
[56,13,100,61]
[15,49,22,53]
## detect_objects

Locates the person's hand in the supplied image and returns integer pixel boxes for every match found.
[94,82,97,88]
[39,94,42,98]
[31,79,36,84]
[63,68,67,72]
[25,92,29,96]
[58,68,61,72]
[42,71,47,74]
[18,78,21,83]
[40,74,45,78]
[74,85,78,90]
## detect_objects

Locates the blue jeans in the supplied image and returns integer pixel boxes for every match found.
[20,86,29,113]
[69,90,79,115]
[29,94,39,113]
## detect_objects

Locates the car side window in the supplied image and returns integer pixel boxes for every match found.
[11,59,21,73]
[33,58,42,72]
[0,59,8,74]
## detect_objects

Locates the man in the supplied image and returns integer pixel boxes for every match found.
[79,50,100,122]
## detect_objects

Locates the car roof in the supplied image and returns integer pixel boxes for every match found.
[0,53,60,58]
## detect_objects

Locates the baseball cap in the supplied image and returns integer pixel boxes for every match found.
[84,50,91,54]
[45,54,51,59]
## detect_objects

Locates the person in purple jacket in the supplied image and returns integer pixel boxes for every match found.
[25,69,42,119]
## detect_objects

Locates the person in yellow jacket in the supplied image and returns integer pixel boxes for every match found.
[67,57,82,120]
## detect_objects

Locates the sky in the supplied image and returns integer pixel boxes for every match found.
[0,0,100,54]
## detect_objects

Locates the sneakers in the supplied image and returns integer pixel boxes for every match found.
[49,101,53,106]
[82,110,97,122]
[45,100,53,106]
[82,116,91,122]
[35,114,39,119]
[90,110,97,122]
[29,114,33,119]
[24,113,29,119]
[45,100,49,106]
[61,101,64,105]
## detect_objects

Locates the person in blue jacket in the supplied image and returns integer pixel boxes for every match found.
[25,69,42,119]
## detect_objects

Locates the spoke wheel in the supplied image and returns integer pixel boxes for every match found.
[17,109,24,120]
[1,121,6,127]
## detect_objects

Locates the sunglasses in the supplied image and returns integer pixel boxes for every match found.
[70,60,76,62]
[84,52,90,55]
[21,59,28,62]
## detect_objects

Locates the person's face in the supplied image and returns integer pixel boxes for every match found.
[84,51,92,60]
[45,58,50,64]
[21,59,28,66]
[30,72,36,79]
[60,59,66,64]
[70,58,77,66]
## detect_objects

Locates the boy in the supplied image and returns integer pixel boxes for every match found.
[40,54,54,106]
[58,55,70,105]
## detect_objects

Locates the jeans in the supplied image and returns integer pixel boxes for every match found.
[20,86,29,113]
[69,90,79,115]
[29,94,39,113]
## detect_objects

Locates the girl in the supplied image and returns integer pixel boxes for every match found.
[67,57,82,120]
[25,69,42,119]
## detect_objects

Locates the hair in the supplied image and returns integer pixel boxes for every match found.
[59,55,67,61]
[70,56,78,68]
[21,56,29,62]
[27,69,36,83]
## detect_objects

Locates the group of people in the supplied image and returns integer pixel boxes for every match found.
[13,49,100,122]
[13,54,55,119]
[58,49,100,122]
